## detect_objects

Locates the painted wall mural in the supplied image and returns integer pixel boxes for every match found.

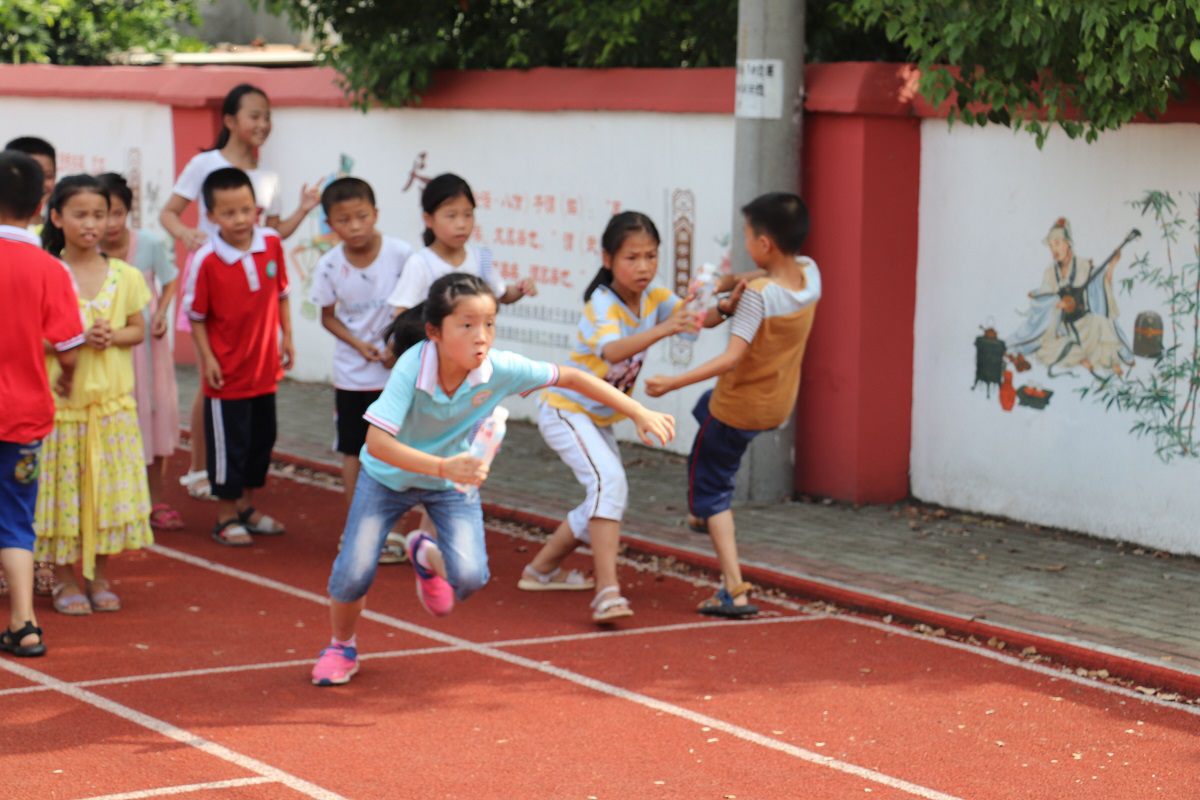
[972,196,1200,464]
[913,122,1200,554]
[1085,192,1200,461]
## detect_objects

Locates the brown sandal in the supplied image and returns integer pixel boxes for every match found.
[698,581,758,618]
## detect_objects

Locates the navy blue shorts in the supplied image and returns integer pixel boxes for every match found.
[687,390,760,519]
[0,440,43,551]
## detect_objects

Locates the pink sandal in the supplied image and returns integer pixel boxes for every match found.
[149,504,185,530]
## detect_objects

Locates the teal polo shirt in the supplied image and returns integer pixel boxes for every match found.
[360,340,559,492]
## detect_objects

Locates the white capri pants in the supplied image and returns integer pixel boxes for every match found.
[536,402,628,543]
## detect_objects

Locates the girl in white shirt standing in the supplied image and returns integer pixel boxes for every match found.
[159,83,320,501]
[386,173,536,314]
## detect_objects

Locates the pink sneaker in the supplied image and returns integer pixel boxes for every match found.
[405,532,455,617]
[311,644,358,686]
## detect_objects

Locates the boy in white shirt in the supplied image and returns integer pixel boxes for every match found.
[309,178,414,562]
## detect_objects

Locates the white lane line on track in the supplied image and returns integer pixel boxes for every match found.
[73,777,275,800]
[149,543,965,800]
[0,615,822,698]
[825,614,1200,717]
[0,658,350,800]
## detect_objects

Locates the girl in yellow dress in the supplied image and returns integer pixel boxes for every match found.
[37,175,152,615]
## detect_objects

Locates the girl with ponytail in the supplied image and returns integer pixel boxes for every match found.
[520,211,729,623]
[385,173,537,314]
[158,83,320,501]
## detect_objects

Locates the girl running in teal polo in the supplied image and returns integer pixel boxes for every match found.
[311,272,675,686]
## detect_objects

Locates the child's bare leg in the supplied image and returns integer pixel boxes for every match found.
[342,455,361,510]
[85,554,120,611]
[217,497,241,526]
[92,554,109,585]
[147,457,171,507]
[234,488,255,516]
[189,388,205,473]
[706,510,750,606]
[587,517,621,591]
[1,548,39,645]
[528,519,582,575]
[330,597,366,641]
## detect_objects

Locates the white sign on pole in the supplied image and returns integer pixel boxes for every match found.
[734,58,784,119]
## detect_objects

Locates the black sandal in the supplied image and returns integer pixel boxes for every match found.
[0,621,46,657]
[212,518,253,547]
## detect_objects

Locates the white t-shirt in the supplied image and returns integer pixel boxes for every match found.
[385,244,505,309]
[171,150,283,240]
[309,236,414,391]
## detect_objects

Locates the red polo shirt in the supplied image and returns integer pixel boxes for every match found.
[187,227,289,400]
[0,226,85,442]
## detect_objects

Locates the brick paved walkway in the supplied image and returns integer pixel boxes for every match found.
[178,367,1200,684]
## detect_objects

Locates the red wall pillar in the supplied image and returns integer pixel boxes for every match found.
[169,105,222,365]
[797,111,921,503]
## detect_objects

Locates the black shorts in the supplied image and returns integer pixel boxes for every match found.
[335,389,382,457]
[204,393,277,500]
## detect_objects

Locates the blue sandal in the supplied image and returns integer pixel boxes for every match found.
[698,582,758,618]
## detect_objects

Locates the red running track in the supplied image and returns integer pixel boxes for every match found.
[2,460,1197,800]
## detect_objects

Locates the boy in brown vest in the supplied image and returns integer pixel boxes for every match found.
[646,192,821,617]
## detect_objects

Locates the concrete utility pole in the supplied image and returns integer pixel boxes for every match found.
[730,0,806,504]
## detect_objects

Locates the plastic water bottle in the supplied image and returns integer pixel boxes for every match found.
[688,262,720,327]
[455,406,509,499]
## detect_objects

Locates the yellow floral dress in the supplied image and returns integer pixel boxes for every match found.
[35,259,154,579]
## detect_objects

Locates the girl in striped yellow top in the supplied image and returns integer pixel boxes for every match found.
[520,211,738,622]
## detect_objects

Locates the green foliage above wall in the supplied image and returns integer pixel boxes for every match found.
[836,0,1200,146]
[0,0,203,65]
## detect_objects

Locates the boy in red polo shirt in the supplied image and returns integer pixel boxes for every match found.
[187,168,294,547]
[0,151,83,657]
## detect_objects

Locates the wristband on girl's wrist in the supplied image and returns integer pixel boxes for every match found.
[437,458,445,478]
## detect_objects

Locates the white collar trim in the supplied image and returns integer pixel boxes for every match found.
[415,341,494,396]
[211,228,268,265]
[0,224,40,245]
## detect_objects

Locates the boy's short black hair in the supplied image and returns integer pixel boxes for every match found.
[0,151,47,219]
[741,192,810,255]
[5,136,56,162]
[202,166,255,211]
[321,177,376,216]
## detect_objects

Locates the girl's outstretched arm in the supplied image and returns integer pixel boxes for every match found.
[365,426,487,487]
[599,300,697,364]
[555,366,675,446]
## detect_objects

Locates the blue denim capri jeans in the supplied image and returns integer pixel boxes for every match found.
[327,470,489,604]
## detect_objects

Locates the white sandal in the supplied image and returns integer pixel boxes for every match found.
[378,532,409,565]
[590,585,633,622]
[518,565,595,592]
[179,469,215,501]
[238,507,285,536]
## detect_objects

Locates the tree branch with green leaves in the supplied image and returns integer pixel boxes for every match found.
[836,0,1200,146]
[262,0,738,109]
